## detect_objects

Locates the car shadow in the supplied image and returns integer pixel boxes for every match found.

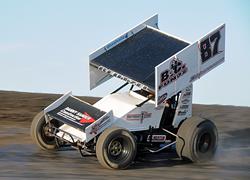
[131,151,191,169]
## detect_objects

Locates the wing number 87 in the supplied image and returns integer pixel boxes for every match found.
[199,30,221,63]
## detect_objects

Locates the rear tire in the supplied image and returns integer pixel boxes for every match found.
[30,111,58,151]
[176,116,218,162]
[96,127,137,169]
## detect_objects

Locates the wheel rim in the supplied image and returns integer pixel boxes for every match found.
[197,132,212,153]
[109,140,123,156]
[107,136,131,163]
[40,121,56,145]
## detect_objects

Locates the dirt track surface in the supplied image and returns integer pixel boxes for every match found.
[0,91,249,180]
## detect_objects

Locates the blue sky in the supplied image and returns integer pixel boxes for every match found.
[0,0,249,106]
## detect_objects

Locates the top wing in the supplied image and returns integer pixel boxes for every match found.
[88,14,225,107]
[89,14,189,91]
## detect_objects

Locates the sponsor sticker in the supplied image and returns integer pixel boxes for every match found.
[147,135,167,142]
[79,112,95,124]
[57,107,95,125]
[190,57,224,83]
[157,93,168,105]
[181,99,190,105]
[98,66,151,91]
[180,105,189,109]
[177,110,187,116]
[126,111,152,123]
[105,33,128,50]
[158,57,188,90]
[183,91,192,98]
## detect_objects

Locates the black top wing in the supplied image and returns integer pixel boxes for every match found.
[90,27,189,91]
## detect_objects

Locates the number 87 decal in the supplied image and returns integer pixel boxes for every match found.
[199,30,221,63]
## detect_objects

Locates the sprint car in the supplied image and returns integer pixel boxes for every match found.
[31,14,225,169]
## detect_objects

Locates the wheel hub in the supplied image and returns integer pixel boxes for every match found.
[43,123,54,137]
[109,140,122,156]
[198,133,211,153]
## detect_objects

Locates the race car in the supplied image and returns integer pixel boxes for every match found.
[31,14,225,169]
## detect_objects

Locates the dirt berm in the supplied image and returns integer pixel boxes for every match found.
[0,91,249,180]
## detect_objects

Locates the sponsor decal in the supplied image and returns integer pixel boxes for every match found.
[126,111,152,124]
[180,105,189,109]
[158,57,188,90]
[190,57,224,83]
[183,91,192,98]
[57,107,95,125]
[199,29,222,63]
[90,115,111,135]
[185,86,192,91]
[181,99,190,105]
[147,135,167,142]
[98,66,151,91]
[105,33,128,50]
[157,93,168,105]
[79,112,95,124]
[177,110,187,116]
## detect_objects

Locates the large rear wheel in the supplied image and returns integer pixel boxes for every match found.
[176,116,218,162]
[96,127,137,169]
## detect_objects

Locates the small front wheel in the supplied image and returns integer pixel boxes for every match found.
[96,127,137,169]
[30,111,58,151]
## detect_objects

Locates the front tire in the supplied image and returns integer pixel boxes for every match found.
[176,116,218,162]
[96,127,137,169]
[30,111,58,151]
